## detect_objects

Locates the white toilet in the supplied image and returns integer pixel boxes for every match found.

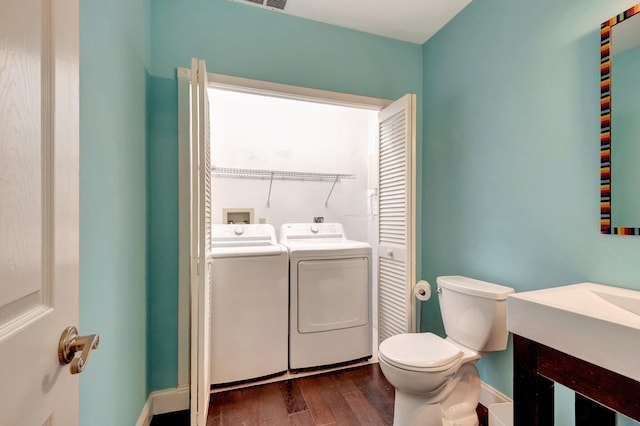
[378,275,514,426]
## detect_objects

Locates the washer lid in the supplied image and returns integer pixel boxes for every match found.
[378,333,462,370]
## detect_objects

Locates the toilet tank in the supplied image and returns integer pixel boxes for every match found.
[437,276,515,352]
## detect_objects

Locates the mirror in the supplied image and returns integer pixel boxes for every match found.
[601,4,640,235]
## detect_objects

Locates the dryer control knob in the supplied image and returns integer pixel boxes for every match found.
[311,224,319,233]
[234,226,244,235]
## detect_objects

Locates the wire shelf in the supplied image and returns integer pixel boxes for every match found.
[212,166,355,182]
[211,166,356,207]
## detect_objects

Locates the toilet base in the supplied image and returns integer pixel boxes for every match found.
[391,363,481,426]
[443,413,479,426]
[393,390,479,426]
[393,390,445,426]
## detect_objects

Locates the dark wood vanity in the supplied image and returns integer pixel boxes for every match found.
[513,335,640,425]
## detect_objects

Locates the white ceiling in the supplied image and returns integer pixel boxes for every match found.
[235,0,473,45]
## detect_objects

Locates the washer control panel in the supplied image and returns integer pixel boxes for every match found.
[279,223,345,243]
[211,224,277,245]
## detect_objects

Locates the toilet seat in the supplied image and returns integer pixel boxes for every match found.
[378,333,463,372]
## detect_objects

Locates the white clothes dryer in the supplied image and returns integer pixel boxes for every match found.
[280,223,372,370]
[209,224,288,386]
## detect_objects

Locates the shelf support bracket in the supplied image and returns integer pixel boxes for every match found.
[324,175,340,207]
[266,172,274,207]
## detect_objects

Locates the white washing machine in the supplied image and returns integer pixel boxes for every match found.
[280,223,372,370]
[209,224,288,385]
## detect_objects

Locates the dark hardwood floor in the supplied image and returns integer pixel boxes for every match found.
[208,364,394,425]
[151,363,489,426]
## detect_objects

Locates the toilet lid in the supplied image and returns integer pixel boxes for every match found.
[378,333,463,371]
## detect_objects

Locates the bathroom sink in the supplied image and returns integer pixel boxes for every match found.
[507,282,640,382]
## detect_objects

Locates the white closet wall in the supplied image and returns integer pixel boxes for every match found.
[209,89,377,242]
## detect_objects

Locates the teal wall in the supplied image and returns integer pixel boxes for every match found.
[77,0,640,423]
[79,0,150,424]
[421,0,640,424]
[147,0,423,391]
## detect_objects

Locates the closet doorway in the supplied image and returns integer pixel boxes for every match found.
[177,68,417,426]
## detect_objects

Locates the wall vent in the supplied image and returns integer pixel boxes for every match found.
[242,0,287,10]
[265,0,287,10]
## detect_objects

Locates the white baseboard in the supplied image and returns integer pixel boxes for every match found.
[480,380,512,407]
[135,398,153,426]
[135,386,190,426]
[152,386,190,415]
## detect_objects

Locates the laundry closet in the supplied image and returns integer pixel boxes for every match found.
[207,87,379,383]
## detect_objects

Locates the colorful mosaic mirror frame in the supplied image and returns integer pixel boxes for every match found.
[600,4,640,235]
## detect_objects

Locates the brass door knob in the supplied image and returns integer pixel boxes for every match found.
[58,326,100,374]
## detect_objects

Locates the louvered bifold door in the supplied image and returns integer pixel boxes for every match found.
[377,94,416,344]
[197,58,212,426]
[190,58,212,426]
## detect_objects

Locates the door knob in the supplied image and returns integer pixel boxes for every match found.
[58,326,100,374]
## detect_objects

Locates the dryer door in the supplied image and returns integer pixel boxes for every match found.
[297,258,369,333]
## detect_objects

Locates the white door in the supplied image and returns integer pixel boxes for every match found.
[0,0,81,424]
[189,58,212,426]
[377,94,417,343]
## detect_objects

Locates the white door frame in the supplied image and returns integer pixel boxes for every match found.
[176,70,417,414]
[177,69,392,384]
